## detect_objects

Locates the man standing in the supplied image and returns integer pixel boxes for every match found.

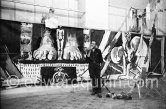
[87,41,103,98]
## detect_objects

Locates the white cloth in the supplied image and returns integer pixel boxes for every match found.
[45,17,58,29]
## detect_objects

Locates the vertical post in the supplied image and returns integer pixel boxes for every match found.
[161,36,165,74]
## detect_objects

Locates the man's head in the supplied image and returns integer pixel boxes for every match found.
[90,41,96,49]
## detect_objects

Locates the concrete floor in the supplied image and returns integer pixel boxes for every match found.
[1,81,166,109]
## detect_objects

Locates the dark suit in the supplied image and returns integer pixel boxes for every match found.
[87,48,103,92]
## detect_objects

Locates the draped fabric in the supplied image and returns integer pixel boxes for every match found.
[0,19,22,79]
[90,30,163,75]
[0,40,22,79]
[150,38,162,74]
[0,19,21,58]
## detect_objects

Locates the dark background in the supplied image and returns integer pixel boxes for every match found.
[41,67,77,84]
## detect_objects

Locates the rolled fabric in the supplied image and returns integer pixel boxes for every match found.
[45,17,58,29]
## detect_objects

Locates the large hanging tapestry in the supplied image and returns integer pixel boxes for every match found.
[63,27,84,61]
[0,19,164,81]
[32,26,84,61]
[89,30,152,79]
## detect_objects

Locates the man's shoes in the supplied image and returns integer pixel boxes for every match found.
[91,92,102,98]
[91,88,97,95]
[97,93,102,98]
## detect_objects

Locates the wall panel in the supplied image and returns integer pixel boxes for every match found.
[0,0,83,27]
[109,6,127,31]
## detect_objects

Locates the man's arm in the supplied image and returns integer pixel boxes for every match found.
[99,49,103,64]
[86,50,91,63]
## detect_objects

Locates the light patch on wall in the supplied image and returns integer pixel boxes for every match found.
[52,0,68,9]
[1,9,15,21]
[14,0,34,4]
[1,1,15,20]
[85,0,109,29]
[35,0,52,7]
[109,6,127,31]
[109,6,126,16]
[1,0,14,8]
[15,3,34,23]
[109,0,148,9]
[1,0,81,27]
[68,17,78,27]
[109,15,126,31]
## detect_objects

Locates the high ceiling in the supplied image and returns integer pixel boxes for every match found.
[109,0,149,9]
